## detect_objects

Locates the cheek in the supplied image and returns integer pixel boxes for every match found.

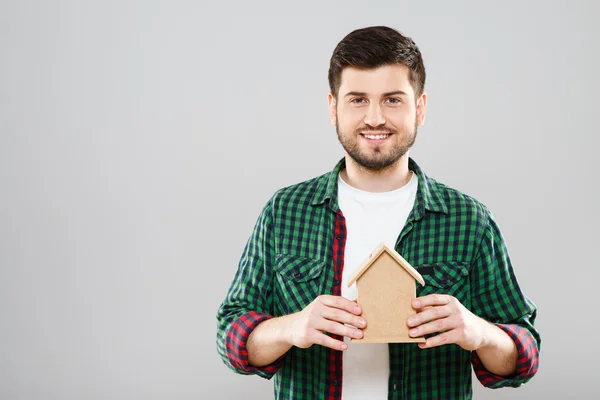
[389,110,417,127]
[338,108,365,129]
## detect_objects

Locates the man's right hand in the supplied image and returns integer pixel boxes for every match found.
[284,295,367,351]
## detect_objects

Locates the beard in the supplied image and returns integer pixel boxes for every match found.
[336,119,418,171]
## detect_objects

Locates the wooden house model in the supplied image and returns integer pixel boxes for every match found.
[347,242,426,343]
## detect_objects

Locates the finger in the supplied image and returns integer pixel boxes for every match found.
[413,305,433,313]
[417,329,459,349]
[407,305,452,328]
[412,294,452,309]
[317,319,364,340]
[408,316,455,338]
[312,330,350,351]
[321,306,367,329]
[318,295,362,315]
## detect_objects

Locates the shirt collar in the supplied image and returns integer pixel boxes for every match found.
[311,157,449,217]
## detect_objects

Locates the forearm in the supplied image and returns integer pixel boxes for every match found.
[247,315,293,367]
[475,319,518,376]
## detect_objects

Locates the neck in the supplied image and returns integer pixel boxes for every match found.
[341,154,413,193]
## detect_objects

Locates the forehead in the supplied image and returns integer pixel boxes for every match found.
[338,64,413,96]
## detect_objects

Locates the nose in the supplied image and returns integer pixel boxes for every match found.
[364,103,386,127]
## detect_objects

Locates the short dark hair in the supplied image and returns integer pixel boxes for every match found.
[328,26,426,100]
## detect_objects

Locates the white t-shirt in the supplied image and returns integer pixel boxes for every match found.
[337,171,418,400]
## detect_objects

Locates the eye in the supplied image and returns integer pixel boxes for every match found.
[350,98,367,104]
[385,97,402,104]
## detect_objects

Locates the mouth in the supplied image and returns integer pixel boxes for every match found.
[360,132,392,142]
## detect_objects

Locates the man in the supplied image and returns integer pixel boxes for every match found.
[216,26,540,400]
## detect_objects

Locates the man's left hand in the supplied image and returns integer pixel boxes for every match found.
[407,294,488,351]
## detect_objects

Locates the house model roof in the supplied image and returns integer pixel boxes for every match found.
[347,242,425,287]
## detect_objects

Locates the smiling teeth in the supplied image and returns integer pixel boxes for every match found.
[364,134,390,139]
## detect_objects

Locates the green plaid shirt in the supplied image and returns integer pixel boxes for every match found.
[216,157,540,399]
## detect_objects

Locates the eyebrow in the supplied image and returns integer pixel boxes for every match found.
[344,90,408,97]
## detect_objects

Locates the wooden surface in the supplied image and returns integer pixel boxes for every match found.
[347,242,425,287]
[352,251,425,343]
[351,337,425,343]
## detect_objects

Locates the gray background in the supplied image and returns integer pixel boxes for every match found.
[1,0,598,399]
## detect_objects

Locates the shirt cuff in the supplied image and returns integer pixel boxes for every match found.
[471,323,539,388]
[225,311,286,379]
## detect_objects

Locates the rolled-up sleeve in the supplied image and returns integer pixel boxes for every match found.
[469,207,541,388]
[471,323,540,388]
[216,198,286,379]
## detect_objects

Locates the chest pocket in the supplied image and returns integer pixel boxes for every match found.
[416,261,471,308]
[273,254,327,315]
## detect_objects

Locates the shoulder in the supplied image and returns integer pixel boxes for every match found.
[427,176,492,225]
[268,171,330,209]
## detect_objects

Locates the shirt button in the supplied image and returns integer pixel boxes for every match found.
[332,380,339,386]
[333,279,340,286]
[294,272,302,279]
[335,234,342,240]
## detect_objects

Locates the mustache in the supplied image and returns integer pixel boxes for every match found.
[355,125,398,134]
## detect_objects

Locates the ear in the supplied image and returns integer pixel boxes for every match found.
[416,92,427,126]
[328,93,337,126]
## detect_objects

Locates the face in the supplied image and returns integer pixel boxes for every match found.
[328,64,427,171]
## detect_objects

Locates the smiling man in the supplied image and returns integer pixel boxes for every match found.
[216,26,540,400]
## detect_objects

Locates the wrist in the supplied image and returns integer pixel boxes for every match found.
[475,317,497,351]
[277,313,296,347]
